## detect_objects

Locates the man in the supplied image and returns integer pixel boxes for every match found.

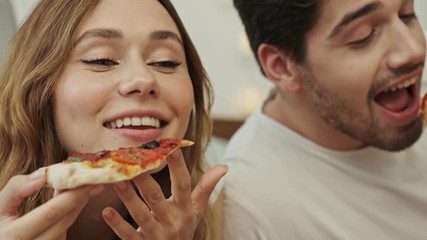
[222,0,427,239]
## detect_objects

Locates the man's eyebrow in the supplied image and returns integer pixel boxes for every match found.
[328,2,381,39]
[150,30,183,46]
[74,28,123,47]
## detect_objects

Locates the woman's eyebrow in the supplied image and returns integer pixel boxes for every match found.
[73,29,182,47]
[73,28,123,47]
[150,30,183,47]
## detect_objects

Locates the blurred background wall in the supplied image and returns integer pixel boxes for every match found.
[1,0,427,122]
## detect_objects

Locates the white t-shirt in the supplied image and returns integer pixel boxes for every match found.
[222,108,427,240]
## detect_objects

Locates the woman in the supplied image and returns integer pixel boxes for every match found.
[0,0,227,239]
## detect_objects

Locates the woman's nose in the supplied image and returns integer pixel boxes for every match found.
[118,63,159,98]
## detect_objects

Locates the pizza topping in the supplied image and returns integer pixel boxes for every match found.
[68,157,82,162]
[139,140,160,149]
[67,150,111,163]
[419,93,427,127]
[111,146,162,166]
[95,150,108,157]
[64,138,189,167]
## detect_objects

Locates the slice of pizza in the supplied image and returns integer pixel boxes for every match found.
[419,93,427,127]
[47,138,193,190]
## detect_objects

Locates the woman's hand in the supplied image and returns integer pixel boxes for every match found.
[103,150,228,239]
[0,168,104,240]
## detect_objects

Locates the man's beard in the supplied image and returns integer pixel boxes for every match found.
[299,67,422,151]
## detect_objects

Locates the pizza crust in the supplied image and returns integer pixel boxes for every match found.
[47,161,129,189]
[420,93,427,128]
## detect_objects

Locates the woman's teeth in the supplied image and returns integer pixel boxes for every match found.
[383,77,417,93]
[105,117,161,129]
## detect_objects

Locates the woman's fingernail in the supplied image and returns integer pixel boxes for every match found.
[115,181,128,191]
[28,168,46,181]
[89,185,104,196]
[169,150,181,161]
[102,208,114,221]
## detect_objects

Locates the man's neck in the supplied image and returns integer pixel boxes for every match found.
[263,94,365,151]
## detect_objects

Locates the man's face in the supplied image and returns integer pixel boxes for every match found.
[301,0,426,151]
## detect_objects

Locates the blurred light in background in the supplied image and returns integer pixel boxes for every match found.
[236,86,263,117]
[239,31,252,57]
[221,0,233,5]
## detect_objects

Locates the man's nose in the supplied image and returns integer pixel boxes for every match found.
[386,20,426,71]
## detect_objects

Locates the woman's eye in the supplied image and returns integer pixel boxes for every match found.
[149,59,181,71]
[348,28,376,48]
[81,58,119,67]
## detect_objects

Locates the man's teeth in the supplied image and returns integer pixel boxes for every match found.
[383,77,417,92]
[106,117,161,129]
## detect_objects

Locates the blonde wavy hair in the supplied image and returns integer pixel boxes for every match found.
[0,0,214,239]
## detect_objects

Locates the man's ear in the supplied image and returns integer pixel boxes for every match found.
[258,43,301,92]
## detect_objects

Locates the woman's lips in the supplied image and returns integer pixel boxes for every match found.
[109,127,164,143]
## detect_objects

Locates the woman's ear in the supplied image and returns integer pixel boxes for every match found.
[258,43,301,92]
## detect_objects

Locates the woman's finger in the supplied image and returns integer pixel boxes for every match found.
[113,180,158,231]
[102,206,144,240]
[132,174,170,222]
[33,194,90,240]
[166,150,192,209]
[0,168,46,216]
[12,185,104,239]
[191,164,228,219]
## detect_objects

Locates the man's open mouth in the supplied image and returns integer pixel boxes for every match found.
[374,77,417,113]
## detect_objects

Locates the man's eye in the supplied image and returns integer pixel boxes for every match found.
[400,13,417,23]
[348,29,376,48]
[81,58,119,67]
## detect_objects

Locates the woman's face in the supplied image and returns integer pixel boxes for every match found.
[53,0,194,153]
